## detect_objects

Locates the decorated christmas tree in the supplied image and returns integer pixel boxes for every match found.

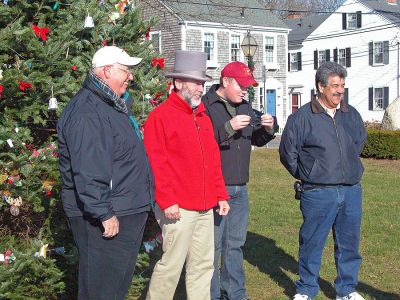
[0,0,166,298]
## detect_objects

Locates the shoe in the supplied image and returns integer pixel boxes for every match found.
[293,294,312,300]
[336,292,365,300]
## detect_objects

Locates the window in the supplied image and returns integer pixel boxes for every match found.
[313,49,330,69]
[150,32,161,53]
[369,87,389,111]
[342,11,361,29]
[231,35,240,62]
[334,48,351,67]
[374,42,384,64]
[288,52,302,71]
[369,41,389,65]
[204,33,215,60]
[374,88,384,110]
[259,87,264,112]
[347,13,357,29]
[265,37,274,63]
[291,93,300,114]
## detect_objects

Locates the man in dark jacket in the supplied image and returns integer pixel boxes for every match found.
[202,61,276,300]
[57,46,153,300]
[279,62,367,300]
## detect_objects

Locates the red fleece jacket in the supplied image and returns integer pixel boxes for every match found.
[144,92,228,211]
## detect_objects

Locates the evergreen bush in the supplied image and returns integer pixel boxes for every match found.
[362,128,400,159]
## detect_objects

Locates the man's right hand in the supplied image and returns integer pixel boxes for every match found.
[230,115,251,130]
[164,204,181,219]
[102,215,119,238]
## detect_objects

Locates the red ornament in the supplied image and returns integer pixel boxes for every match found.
[4,249,12,265]
[0,85,3,97]
[48,143,55,150]
[46,191,53,197]
[53,152,59,157]
[151,57,165,69]
[32,25,50,41]
[103,40,107,46]
[7,179,13,185]
[18,80,32,91]
[71,65,77,71]
[145,28,151,40]
[32,150,40,158]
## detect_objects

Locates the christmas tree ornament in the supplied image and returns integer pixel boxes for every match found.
[10,205,20,216]
[0,69,3,80]
[26,62,33,68]
[108,12,120,24]
[52,247,65,255]
[6,139,13,148]
[48,86,58,110]
[84,10,94,28]
[0,84,3,98]
[18,80,32,91]
[0,175,8,184]
[14,126,19,133]
[98,0,104,7]
[37,244,49,258]
[3,0,9,5]
[53,1,59,11]
[115,0,130,14]
[151,57,165,69]
[32,25,50,41]
[71,65,77,71]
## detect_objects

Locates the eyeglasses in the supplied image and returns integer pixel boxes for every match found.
[112,65,133,75]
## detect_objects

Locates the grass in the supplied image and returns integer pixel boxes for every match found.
[134,149,400,300]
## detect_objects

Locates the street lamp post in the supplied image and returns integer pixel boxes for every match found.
[241,31,258,106]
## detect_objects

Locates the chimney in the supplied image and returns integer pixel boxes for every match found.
[387,0,397,5]
[287,11,301,19]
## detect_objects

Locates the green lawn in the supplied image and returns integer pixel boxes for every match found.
[134,149,400,300]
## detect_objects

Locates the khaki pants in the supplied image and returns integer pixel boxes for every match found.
[146,205,214,300]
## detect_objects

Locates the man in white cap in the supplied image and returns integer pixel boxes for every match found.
[144,50,230,300]
[57,46,154,300]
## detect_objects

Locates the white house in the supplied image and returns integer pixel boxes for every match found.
[286,0,400,125]
[139,0,290,130]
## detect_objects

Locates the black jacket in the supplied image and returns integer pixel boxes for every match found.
[279,98,367,185]
[202,84,274,185]
[57,76,153,221]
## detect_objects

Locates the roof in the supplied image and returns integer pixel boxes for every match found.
[286,14,330,48]
[360,0,400,24]
[160,0,289,30]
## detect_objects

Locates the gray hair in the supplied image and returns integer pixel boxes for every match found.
[315,61,347,93]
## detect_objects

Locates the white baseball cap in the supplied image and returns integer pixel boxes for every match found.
[92,46,142,68]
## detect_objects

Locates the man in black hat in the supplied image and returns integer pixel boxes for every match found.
[144,50,230,300]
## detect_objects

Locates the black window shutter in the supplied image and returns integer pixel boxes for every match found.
[369,42,373,66]
[333,48,338,62]
[314,50,318,69]
[383,87,389,109]
[344,88,349,105]
[357,11,362,28]
[297,52,302,71]
[342,13,347,30]
[311,89,315,102]
[326,49,330,62]
[383,41,389,64]
[369,87,373,110]
[288,53,290,71]
[346,47,351,67]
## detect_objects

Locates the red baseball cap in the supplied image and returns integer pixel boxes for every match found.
[221,62,258,88]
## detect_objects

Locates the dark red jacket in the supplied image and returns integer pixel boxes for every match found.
[144,92,228,211]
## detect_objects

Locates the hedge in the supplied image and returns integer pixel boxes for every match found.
[362,129,400,159]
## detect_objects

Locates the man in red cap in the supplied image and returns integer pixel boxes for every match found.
[202,61,277,300]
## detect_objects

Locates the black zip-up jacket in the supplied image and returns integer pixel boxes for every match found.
[279,98,367,185]
[202,84,274,185]
[57,76,153,222]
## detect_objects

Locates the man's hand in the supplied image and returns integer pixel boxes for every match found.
[164,204,181,219]
[261,113,274,132]
[230,115,251,131]
[102,215,119,238]
[216,200,230,216]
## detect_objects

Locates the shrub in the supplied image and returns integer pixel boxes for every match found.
[362,129,400,159]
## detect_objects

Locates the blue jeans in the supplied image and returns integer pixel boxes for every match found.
[296,183,363,299]
[211,185,249,300]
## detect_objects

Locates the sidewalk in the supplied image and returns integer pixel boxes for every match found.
[266,134,281,149]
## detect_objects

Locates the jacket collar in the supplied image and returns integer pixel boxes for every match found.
[168,91,206,115]
[311,95,349,113]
